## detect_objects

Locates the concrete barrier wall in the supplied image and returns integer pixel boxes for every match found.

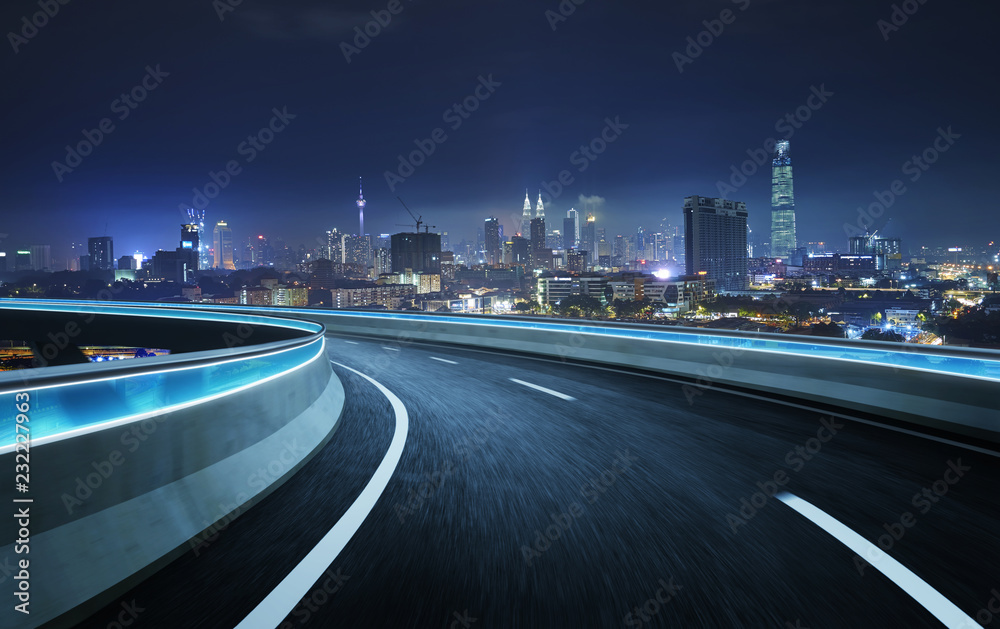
[0,306,344,629]
[298,311,999,442]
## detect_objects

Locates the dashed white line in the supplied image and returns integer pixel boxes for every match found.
[235,362,409,629]
[382,346,399,351]
[343,340,359,345]
[430,357,458,365]
[508,378,576,401]
[776,492,977,629]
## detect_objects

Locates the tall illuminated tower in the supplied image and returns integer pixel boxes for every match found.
[356,177,366,236]
[535,191,545,220]
[566,208,580,248]
[520,190,532,237]
[187,208,209,270]
[213,220,235,270]
[484,217,500,266]
[770,140,796,259]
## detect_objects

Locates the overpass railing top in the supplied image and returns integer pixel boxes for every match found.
[0,301,325,452]
[5,299,1000,383]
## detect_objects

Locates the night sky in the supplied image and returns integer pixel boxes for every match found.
[1,0,995,264]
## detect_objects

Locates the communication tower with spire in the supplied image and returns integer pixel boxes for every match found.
[356,177,367,236]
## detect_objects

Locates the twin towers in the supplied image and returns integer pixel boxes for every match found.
[520,190,545,237]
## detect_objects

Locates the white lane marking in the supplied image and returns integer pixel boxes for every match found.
[508,378,576,401]
[343,340,359,345]
[430,357,458,365]
[235,362,409,629]
[776,492,977,629]
[382,346,399,351]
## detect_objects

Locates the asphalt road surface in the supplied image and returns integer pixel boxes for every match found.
[75,333,1000,629]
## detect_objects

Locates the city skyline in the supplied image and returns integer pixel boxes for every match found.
[0,0,995,263]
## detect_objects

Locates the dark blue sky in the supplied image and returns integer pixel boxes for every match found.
[1,0,995,264]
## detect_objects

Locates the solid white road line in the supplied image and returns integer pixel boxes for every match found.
[508,378,576,401]
[776,492,977,629]
[235,362,409,629]
[430,357,458,365]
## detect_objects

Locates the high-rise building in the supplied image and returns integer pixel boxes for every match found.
[510,236,530,267]
[684,195,749,292]
[581,215,597,266]
[520,190,532,237]
[88,237,114,271]
[566,208,580,247]
[391,232,442,274]
[535,192,545,220]
[29,245,51,272]
[530,217,546,268]
[770,140,796,259]
[325,228,342,262]
[374,246,392,275]
[597,228,609,257]
[15,251,31,272]
[186,208,210,271]
[213,221,235,270]
[342,234,371,268]
[484,217,501,266]
[181,224,199,256]
[562,217,576,250]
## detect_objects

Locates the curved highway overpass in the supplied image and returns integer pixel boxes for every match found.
[2,300,998,629]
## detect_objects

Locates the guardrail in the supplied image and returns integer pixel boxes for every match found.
[13,299,995,442]
[0,301,344,628]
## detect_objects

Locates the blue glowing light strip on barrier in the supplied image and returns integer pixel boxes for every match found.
[0,300,326,450]
[0,299,321,335]
[4,299,1000,382]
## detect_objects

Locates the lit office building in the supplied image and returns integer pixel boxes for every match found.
[770,140,796,259]
[187,208,210,270]
[484,217,501,266]
[88,237,114,271]
[683,195,749,292]
[213,221,235,270]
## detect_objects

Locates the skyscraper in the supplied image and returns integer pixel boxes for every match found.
[181,224,199,253]
[88,237,114,271]
[566,208,580,247]
[187,208,210,271]
[581,214,597,266]
[530,217,546,268]
[213,220,235,270]
[29,245,51,272]
[484,217,501,266]
[562,217,576,250]
[535,191,545,220]
[684,195,748,292]
[520,190,532,237]
[770,140,796,259]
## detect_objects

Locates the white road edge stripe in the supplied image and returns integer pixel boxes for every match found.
[508,378,576,401]
[235,362,409,629]
[776,492,977,629]
[430,357,458,365]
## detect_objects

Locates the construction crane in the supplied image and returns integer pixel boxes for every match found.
[396,197,436,233]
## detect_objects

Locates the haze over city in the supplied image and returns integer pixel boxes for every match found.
[1,0,996,262]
